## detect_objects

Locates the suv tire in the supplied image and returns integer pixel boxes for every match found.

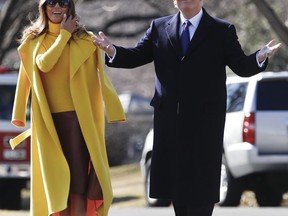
[0,179,24,210]
[145,158,171,207]
[219,161,243,206]
[254,184,283,206]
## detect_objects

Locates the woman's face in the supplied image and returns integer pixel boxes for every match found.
[45,0,70,24]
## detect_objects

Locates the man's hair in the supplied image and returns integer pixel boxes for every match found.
[173,0,203,9]
[173,0,177,8]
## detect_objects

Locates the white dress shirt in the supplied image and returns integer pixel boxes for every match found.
[179,9,203,40]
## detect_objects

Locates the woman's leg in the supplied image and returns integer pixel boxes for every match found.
[58,194,87,216]
[52,111,90,216]
[59,206,70,216]
[59,196,71,216]
[70,194,87,216]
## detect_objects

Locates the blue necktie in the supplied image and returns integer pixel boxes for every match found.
[181,21,192,55]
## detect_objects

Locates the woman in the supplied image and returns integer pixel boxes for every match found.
[10,0,125,215]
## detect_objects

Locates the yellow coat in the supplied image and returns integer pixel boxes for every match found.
[10,32,125,216]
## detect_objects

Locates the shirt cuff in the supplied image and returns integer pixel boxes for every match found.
[108,48,117,63]
[256,51,267,68]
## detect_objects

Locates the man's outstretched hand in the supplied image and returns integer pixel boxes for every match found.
[92,31,116,57]
[258,40,282,63]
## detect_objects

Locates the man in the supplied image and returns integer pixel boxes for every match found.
[93,0,281,215]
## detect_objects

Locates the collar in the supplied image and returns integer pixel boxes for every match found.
[180,8,203,28]
[48,21,61,35]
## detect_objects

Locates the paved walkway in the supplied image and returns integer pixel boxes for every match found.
[1,207,288,216]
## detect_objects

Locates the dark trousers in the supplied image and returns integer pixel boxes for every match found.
[172,200,214,216]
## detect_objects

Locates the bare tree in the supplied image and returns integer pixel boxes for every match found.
[250,0,288,45]
[0,0,287,69]
[0,0,37,64]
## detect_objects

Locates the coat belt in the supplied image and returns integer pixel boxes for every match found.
[9,128,31,150]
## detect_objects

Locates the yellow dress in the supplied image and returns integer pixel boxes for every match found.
[37,21,74,113]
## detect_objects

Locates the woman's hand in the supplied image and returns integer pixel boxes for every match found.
[61,14,80,34]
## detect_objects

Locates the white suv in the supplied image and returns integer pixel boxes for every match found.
[140,71,288,207]
[221,71,288,206]
[0,70,30,210]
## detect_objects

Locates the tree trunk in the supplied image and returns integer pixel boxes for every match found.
[0,0,37,63]
[250,0,288,45]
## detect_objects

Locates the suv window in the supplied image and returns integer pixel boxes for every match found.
[0,85,15,120]
[257,79,288,110]
[130,96,152,113]
[226,83,248,112]
[0,84,31,121]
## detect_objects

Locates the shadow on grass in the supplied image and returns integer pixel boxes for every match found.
[21,195,142,210]
[112,196,140,204]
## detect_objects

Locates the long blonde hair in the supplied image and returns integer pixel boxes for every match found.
[20,0,87,42]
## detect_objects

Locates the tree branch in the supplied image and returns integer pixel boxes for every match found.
[250,0,288,44]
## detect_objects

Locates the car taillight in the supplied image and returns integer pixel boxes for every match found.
[243,112,255,144]
[0,133,30,161]
[0,66,13,73]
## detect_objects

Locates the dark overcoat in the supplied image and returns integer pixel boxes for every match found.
[106,8,266,204]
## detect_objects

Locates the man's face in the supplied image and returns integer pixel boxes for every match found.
[174,0,202,17]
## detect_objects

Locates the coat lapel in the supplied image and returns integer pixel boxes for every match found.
[18,35,60,146]
[70,35,96,79]
[186,9,213,56]
[165,10,214,59]
[166,12,182,59]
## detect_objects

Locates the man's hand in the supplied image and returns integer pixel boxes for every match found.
[257,40,282,63]
[92,32,116,57]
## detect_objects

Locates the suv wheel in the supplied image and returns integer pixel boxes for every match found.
[0,179,24,210]
[254,185,283,206]
[219,162,243,206]
[145,158,171,207]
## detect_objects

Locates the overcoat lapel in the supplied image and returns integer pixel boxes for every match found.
[70,37,96,78]
[186,9,213,56]
[18,35,60,147]
[165,10,214,59]
[166,12,182,59]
